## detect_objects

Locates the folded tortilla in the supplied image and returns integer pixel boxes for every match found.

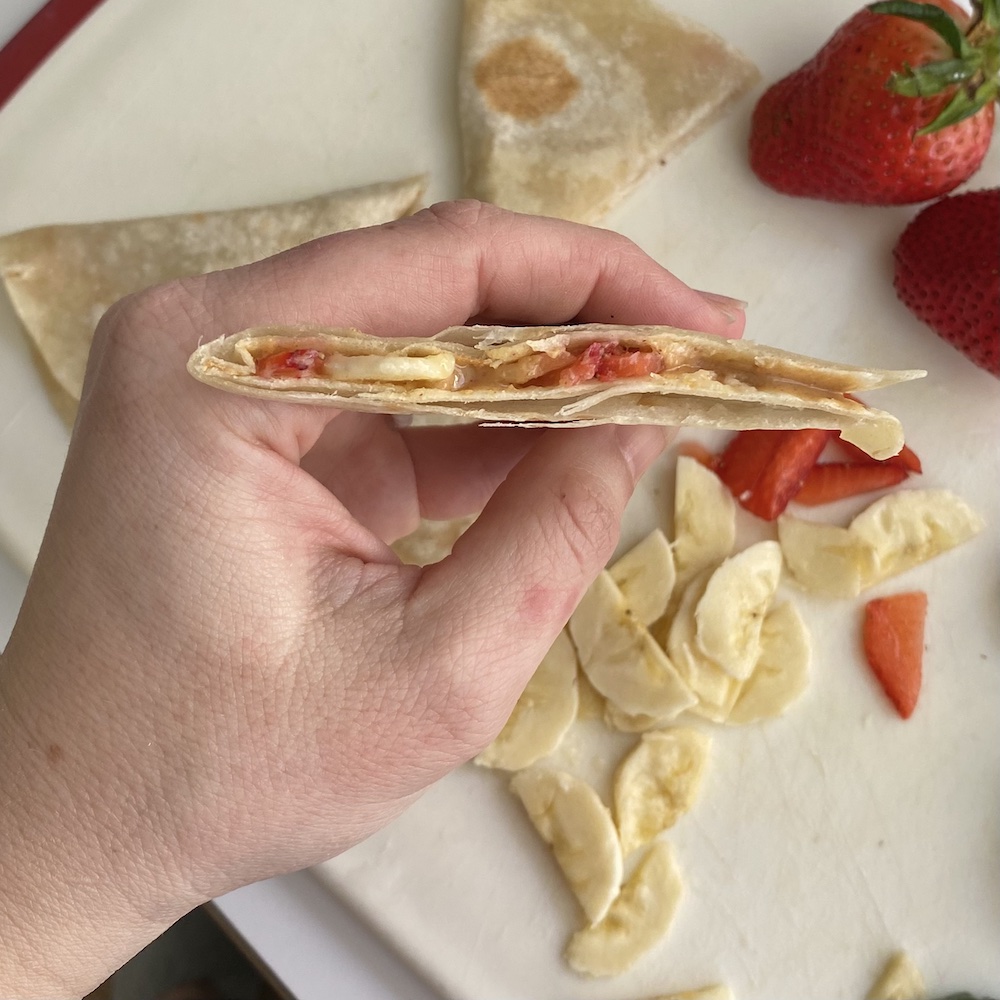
[0,175,427,412]
[459,0,760,224]
[187,324,924,459]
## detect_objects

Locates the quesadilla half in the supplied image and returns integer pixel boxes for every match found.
[188,324,924,459]
[0,175,427,412]
[459,0,760,224]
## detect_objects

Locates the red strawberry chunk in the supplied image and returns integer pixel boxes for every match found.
[255,349,325,378]
[715,430,788,501]
[741,429,834,520]
[792,461,909,506]
[862,591,928,719]
[716,428,834,521]
[535,343,663,386]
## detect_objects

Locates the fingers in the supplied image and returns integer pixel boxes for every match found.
[412,424,669,697]
[194,200,744,340]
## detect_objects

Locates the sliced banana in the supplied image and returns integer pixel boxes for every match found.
[391,514,476,566]
[728,602,811,726]
[564,839,683,977]
[850,488,985,587]
[694,541,783,680]
[777,515,878,599]
[475,629,579,771]
[509,768,623,926]
[609,529,676,627]
[667,571,742,723]
[672,455,737,590]
[613,728,711,856]
[866,950,925,1000]
[653,987,734,1000]
[569,572,696,721]
[604,703,664,733]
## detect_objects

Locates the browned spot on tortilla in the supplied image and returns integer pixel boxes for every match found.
[474,37,580,121]
[46,743,64,765]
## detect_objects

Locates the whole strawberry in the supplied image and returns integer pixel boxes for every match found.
[749,0,999,204]
[892,187,1000,377]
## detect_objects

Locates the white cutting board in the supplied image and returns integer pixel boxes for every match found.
[0,2,998,998]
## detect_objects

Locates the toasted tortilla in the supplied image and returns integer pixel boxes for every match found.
[459,0,760,224]
[0,175,427,415]
[187,324,924,459]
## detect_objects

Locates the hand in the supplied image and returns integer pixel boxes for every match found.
[0,200,744,999]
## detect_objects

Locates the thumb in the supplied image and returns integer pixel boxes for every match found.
[411,424,669,702]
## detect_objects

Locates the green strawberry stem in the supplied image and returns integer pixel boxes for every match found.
[867,0,1000,132]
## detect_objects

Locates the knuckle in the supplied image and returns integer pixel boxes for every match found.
[546,472,622,576]
[422,198,500,235]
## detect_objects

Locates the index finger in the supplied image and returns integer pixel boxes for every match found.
[195,200,745,341]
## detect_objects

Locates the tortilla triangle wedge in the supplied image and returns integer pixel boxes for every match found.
[0,175,428,416]
[459,0,759,223]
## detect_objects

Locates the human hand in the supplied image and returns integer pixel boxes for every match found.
[0,201,743,998]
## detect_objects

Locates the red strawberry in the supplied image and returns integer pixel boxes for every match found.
[749,0,999,204]
[792,461,909,505]
[892,187,1000,377]
[862,591,928,719]
[715,428,834,520]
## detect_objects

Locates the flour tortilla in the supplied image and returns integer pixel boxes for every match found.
[0,175,427,414]
[459,0,760,224]
[187,324,924,459]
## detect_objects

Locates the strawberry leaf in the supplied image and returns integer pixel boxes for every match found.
[919,80,993,132]
[868,1,972,58]
[890,57,980,96]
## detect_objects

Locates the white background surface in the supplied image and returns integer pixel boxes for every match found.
[1,2,998,999]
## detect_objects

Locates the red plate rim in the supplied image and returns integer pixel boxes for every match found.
[0,0,107,113]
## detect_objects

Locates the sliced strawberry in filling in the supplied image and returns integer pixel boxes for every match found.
[255,349,326,378]
[531,342,663,387]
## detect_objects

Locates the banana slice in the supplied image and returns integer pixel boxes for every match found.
[564,839,683,977]
[653,987,734,1000]
[391,514,476,566]
[604,703,664,733]
[866,951,925,1000]
[613,729,711,856]
[569,572,696,720]
[850,488,985,586]
[672,455,737,590]
[777,515,878,599]
[694,541,783,680]
[728,601,811,726]
[609,529,676,627]
[666,570,742,722]
[509,768,623,925]
[475,629,579,770]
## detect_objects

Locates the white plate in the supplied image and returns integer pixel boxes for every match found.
[1,2,998,998]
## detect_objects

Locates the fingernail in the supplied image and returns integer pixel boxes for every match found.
[616,425,672,481]
[695,289,749,325]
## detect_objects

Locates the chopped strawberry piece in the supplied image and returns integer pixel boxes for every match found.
[255,349,325,378]
[716,428,834,520]
[835,438,923,474]
[533,342,662,387]
[676,440,718,470]
[862,591,927,720]
[741,428,834,520]
[715,430,788,500]
[792,461,909,506]
[594,347,663,381]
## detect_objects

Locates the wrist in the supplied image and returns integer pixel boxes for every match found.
[0,638,198,999]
